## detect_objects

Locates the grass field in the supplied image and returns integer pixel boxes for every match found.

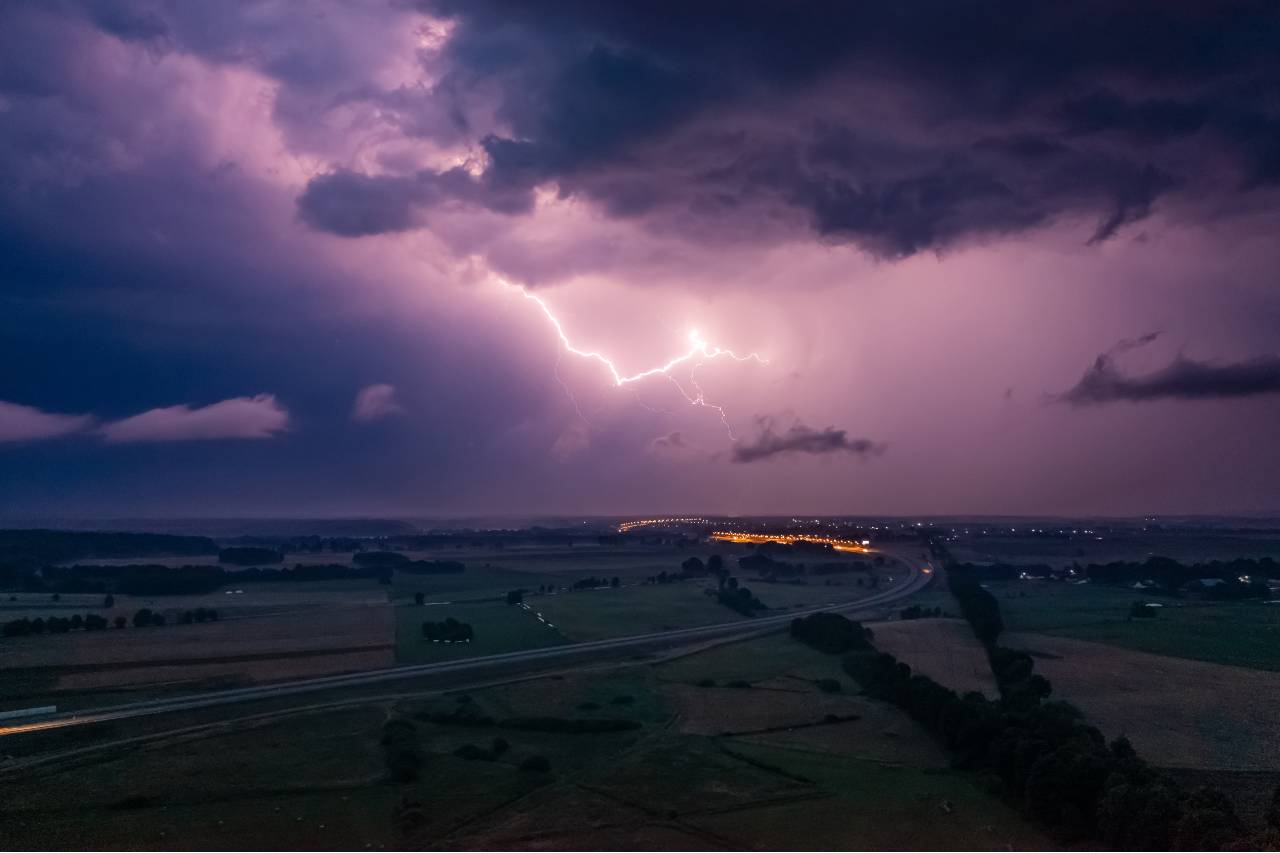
[1005,631,1280,772]
[991,580,1280,671]
[689,742,1057,851]
[0,706,401,850]
[870,618,998,696]
[393,600,567,664]
[1,603,395,712]
[530,583,730,640]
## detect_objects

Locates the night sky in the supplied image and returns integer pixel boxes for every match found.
[2,1,1279,518]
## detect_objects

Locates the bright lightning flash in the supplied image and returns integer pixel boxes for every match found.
[504,281,767,436]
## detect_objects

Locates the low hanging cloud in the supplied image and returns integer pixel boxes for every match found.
[0,401,94,443]
[730,417,884,464]
[351,383,404,423]
[100,394,290,443]
[1060,335,1280,405]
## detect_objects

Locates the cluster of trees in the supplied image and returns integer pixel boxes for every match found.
[0,607,219,636]
[2,612,111,636]
[789,612,875,654]
[899,604,944,620]
[421,617,473,642]
[175,607,219,624]
[570,576,620,590]
[646,554,724,585]
[739,552,873,580]
[716,579,766,617]
[218,547,284,565]
[381,718,423,783]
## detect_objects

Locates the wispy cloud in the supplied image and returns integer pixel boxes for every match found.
[351,383,404,423]
[100,394,290,443]
[0,401,94,443]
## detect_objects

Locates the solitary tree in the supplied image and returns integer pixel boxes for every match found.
[414,591,426,606]
[103,593,115,608]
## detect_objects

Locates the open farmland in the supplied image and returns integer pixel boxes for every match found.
[1,610,1056,851]
[990,579,1280,671]
[531,582,731,640]
[2,602,394,711]
[1005,631,1280,772]
[870,618,998,696]
[393,600,567,664]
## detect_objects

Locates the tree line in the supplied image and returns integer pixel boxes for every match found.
[933,564,1269,848]
[952,556,1276,598]
[421,617,473,642]
[2,606,218,637]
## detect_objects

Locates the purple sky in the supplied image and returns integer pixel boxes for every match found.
[2,1,1279,518]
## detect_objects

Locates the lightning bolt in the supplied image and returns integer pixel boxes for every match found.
[503,280,766,436]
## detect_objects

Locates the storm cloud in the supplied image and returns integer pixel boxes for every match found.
[306,0,1280,257]
[1061,352,1280,405]
[731,418,884,464]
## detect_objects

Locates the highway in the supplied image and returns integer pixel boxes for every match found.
[0,556,934,740]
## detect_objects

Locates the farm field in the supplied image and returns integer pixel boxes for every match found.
[530,582,732,640]
[393,600,567,664]
[1005,631,1280,772]
[2,602,395,712]
[990,580,1280,671]
[870,618,998,696]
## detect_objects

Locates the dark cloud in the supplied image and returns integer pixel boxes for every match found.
[297,167,534,236]
[399,0,1280,255]
[1061,336,1280,405]
[730,418,884,464]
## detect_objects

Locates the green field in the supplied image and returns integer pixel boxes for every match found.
[530,583,731,640]
[655,631,847,685]
[992,580,1280,671]
[696,742,1056,850]
[393,601,567,663]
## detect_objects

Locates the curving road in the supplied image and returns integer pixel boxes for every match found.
[0,556,934,740]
